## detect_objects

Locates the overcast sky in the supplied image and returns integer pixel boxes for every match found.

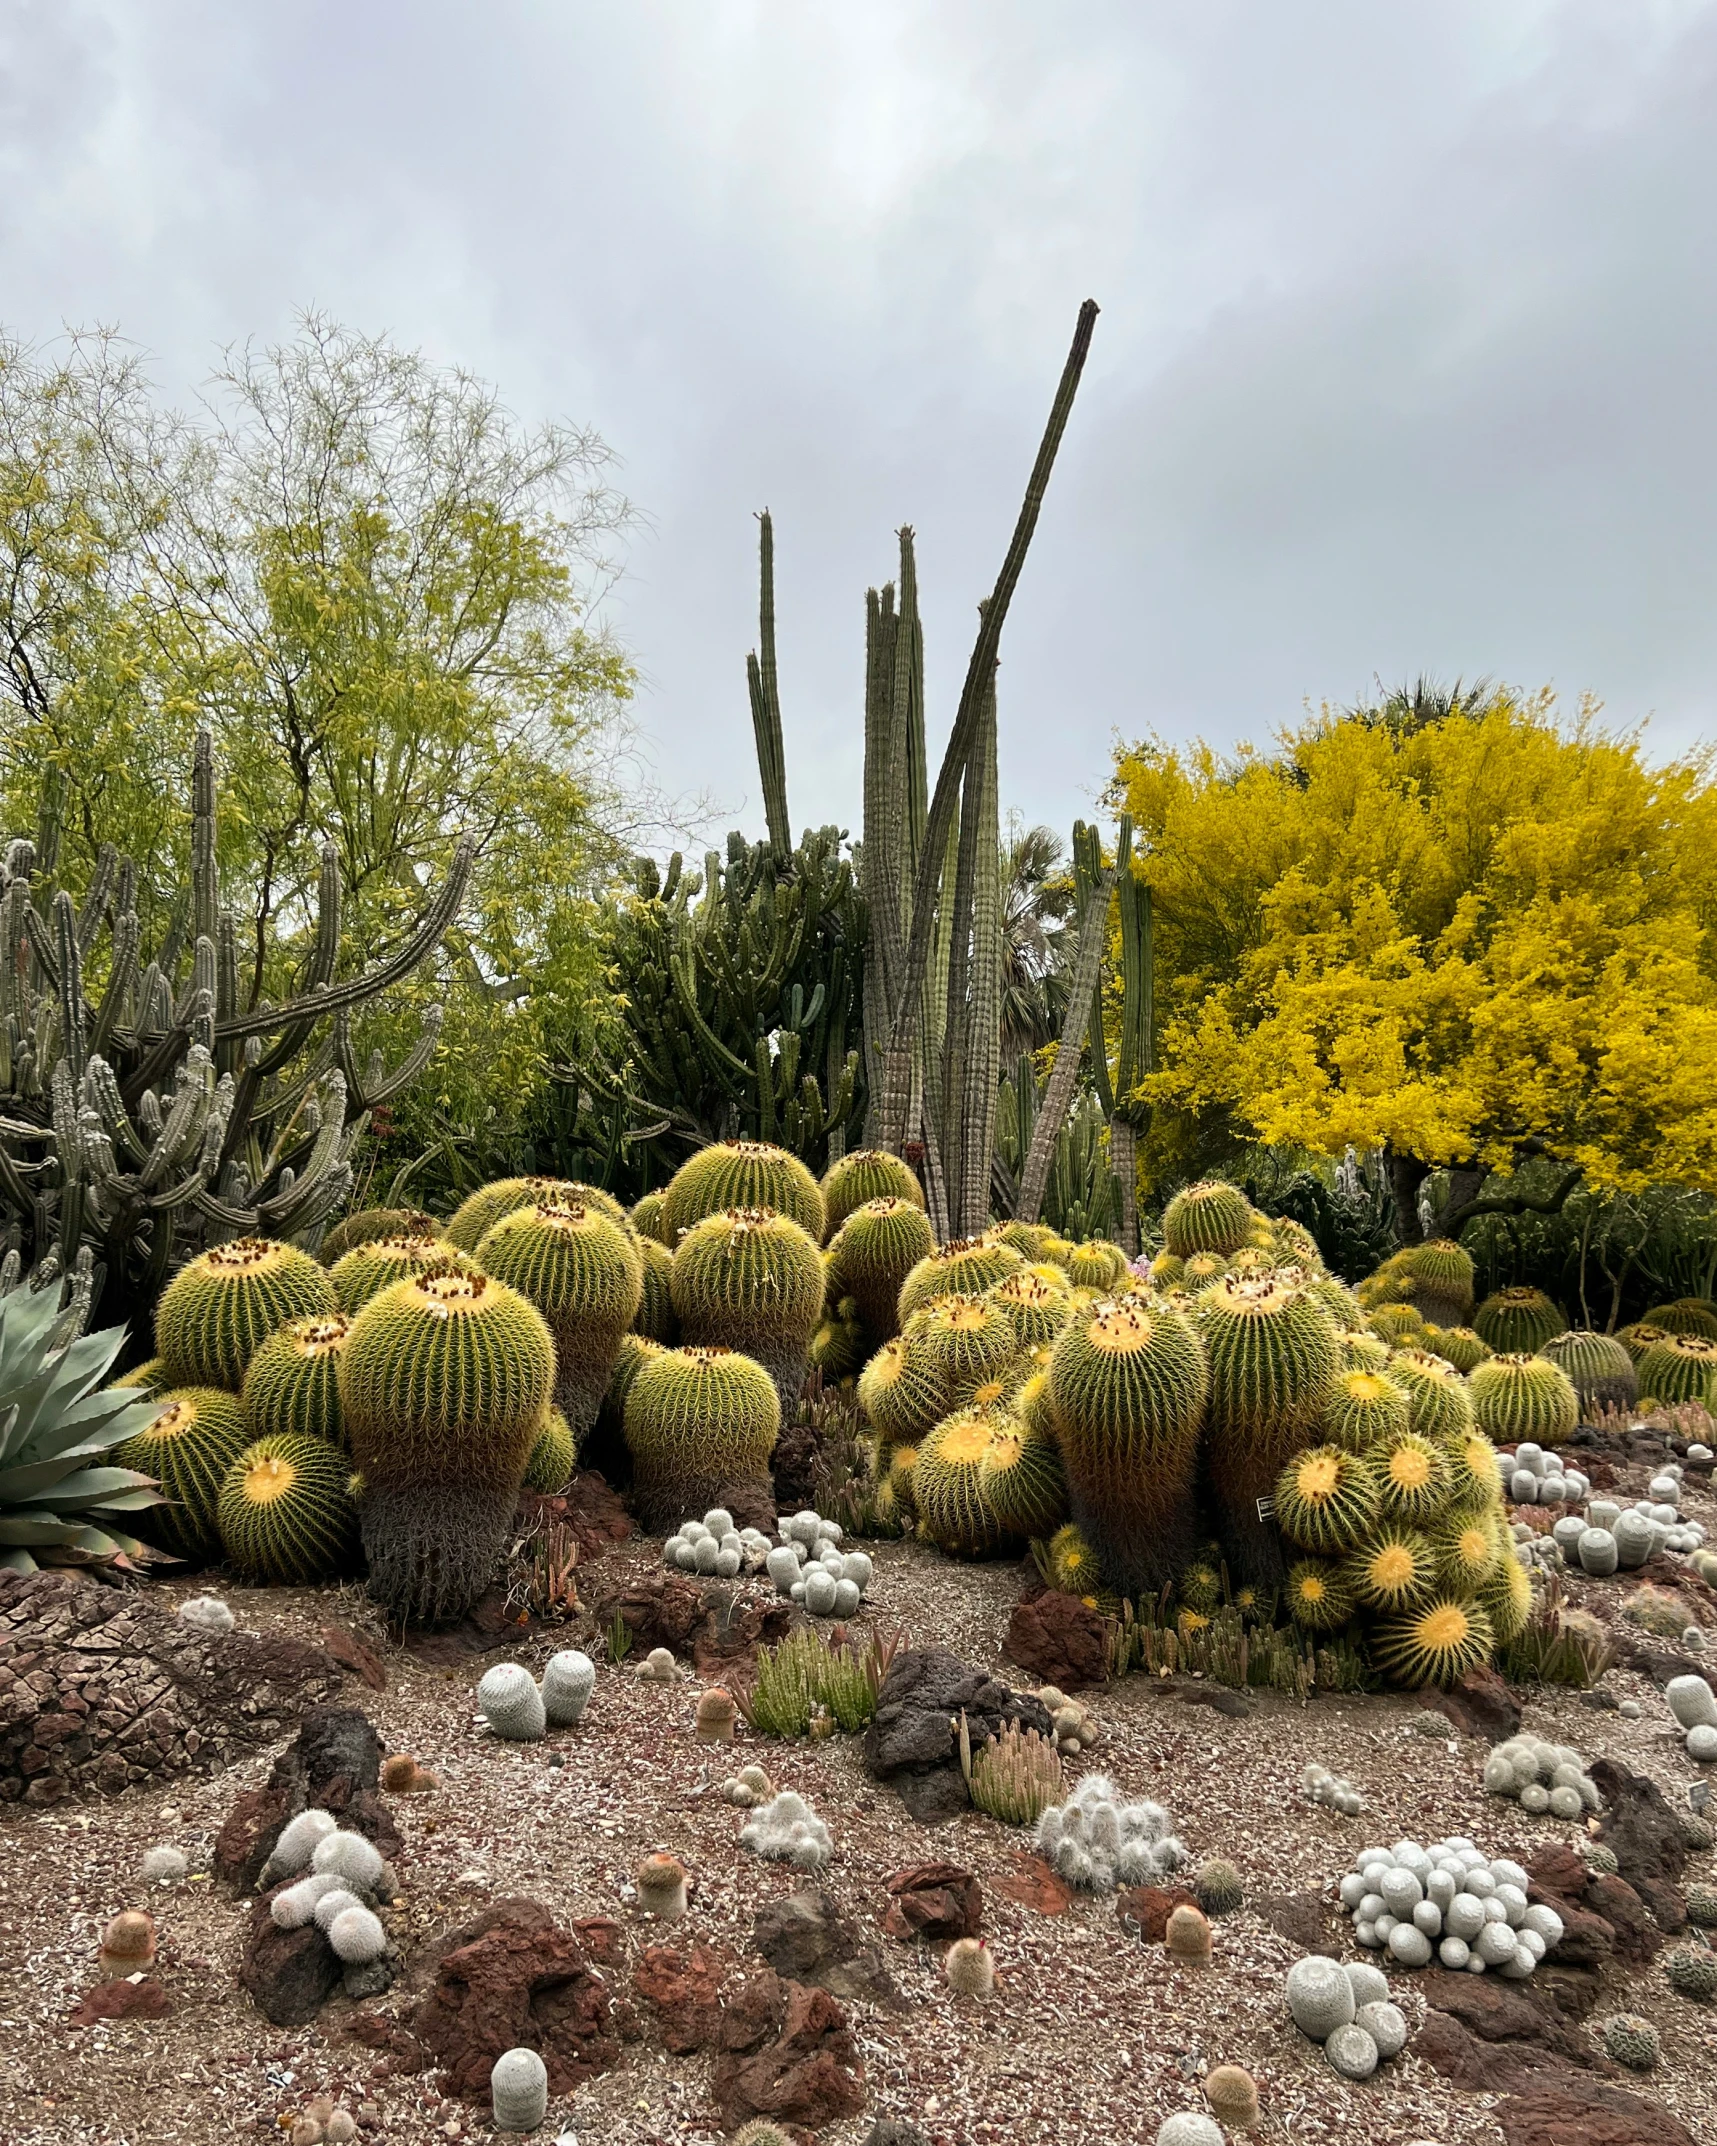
[3,1,1714,846]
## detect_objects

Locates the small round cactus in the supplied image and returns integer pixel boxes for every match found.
[1355,1999,1407,2058]
[1286,1954,1355,2038]
[491,2046,550,2132]
[271,1873,344,1928]
[98,1910,156,1978]
[1156,2117,1224,2146]
[1165,1902,1213,1964]
[1202,2065,1259,2128]
[945,1935,995,1997]
[1599,2013,1661,2070]
[327,1904,388,1964]
[1687,1883,1717,1927]
[478,1662,548,1742]
[312,1887,365,1931]
[541,1650,596,1727]
[1325,2022,1380,2079]
[264,1807,338,1880]
[635,1853,688,1919]
[141,1845,187,1885]
[695,1689,738,1742]
[1192,1858,1244,1917]
[310,1829,386,1892]
[1665,1945,1717,1999]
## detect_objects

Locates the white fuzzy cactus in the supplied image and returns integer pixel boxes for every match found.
[541,1650,596,1727]
[1482,1735,1601,1819]
[1339,1836,1546,1976]
[264,1807,338,1881]
[1033,1775,1185,1894]
[311,1829,387,1892]
[141,1845,187,1885]
[1303,1763,1363,1816]
[312,1886,365,1931]
[178,1594,235,1633]
[270,1871,345,1928]
[326,1904,388,1964]
[478,1661,548,1742]
[738,1789,833,1871]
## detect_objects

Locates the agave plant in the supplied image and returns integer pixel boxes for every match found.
[0,1280,165,1573]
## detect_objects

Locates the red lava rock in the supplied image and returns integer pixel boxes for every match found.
[320,1624,388,1691]
[631,1943,728,2054]
[571,1916,627,1968]
[1420,1662,1520,1741]
[1582,1872,1664,1967]
[239,1889,345,2026]
[880,1863,983,1943]
[1496,2073,1700,2145]
[1003,1585,1110,1691]
[1417,1969,1596,2071]
[1116,1885,1198,1944]
[408,1896,626,2101]
[1249,1890,1343,1957]
[68,1979,172,2026]
[530,1471,633,1561]
[710,1967,866,2133]
[691,1594,795,1677]
[991,1855,1073,1915]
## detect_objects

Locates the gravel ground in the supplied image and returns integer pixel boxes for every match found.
[3,1451,1714,2146]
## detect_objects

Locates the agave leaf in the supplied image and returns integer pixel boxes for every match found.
[0,1545,40,1573]
[7,1464,164,1507]
[8,1389,161,1465]
[0,1514,86,1545]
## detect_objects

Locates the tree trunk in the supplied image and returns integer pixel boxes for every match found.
[1385,1143,1431,1246]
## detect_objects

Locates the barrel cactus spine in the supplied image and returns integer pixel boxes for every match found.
[1286,1555,1355,1632]
[1321,1369,1410,1454]
[1065,1239,1129,1292]
[1635,1334,1717,1408]
[826,1197,937,1342]
[155,1237,338,1390]
[1345,1524,1437,1612]
[1371,1594,1495,1688]
[477,1193,645,1440]
[1162,1180,1255,1259]
[985,1266,1073,1349]
[897,1235,1025,1321]
[241,1313,351,1447]
[1481,1545,1535,1644]
[1048,1297,1208,1597]
[217,1432,359,1584]
[1473,1286,1567,1355]
[915,1409,1016,1557]
[662,1141,826,1246]
[977,1415,1069,1541]
[669,1205,824,1418]
[1422,1326,1492,1375]
[913,1295,1019,1402]
[1469,1353,1579,1444]
[115,1387,253,1562]
[622,1346,780,1533]
[1275,1444,1380,1555]
[857,1336,951,1447]
[1385,1349,1476,1442]
[633,1235,680,1342]
[820,1147,924,1233]
[522,1406,577,1493]
[1370,1426,1451,1524]
[339,1266,556,1623]
[1541,1329,1636,1413]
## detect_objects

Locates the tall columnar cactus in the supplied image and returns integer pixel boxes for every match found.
[339,1266,556,1623]
[475,1193,644,1440]
[0,730,467,1339]
[1048,1297,1208,1596]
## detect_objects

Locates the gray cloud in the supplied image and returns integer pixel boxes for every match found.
[2,0,1712,845]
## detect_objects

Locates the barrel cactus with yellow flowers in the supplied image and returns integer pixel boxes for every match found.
[669,1205,825,1416]
[477,1192,644,1439]
[217,1432,359,1584]
[914,1407,1016,1558]
[339,1264,556,1622]
[1048,1296,1208,1597]
[622,1344,780,1531]
[155,1237,337,1391]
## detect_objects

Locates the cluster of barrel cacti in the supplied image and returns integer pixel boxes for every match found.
[844,1176,1543,1689]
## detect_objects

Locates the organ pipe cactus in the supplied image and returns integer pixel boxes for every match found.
[0,730,468,1338]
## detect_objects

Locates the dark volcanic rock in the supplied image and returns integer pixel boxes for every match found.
[0,1569,342,1806]
[863,1649,1052,1822]
[1496,2073,1699,2146]
[240,1888,344,2026]
[590,1571,706,1660]
[1590,1757,1688,1894]
[1421,1662,1521,1741]
[753,1890,901,2004]
[1003,1586,1109,1691]
[215,1703,400,1892]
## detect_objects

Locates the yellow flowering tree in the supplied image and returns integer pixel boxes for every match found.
[1111,688,1717,1238]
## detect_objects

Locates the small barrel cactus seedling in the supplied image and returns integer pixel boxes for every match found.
[1203,2065,1259,2129]
[327,1905,387,1964]
[541,1649,596,1727]
[637,1646,679,1682]
[1286,1955,1356,2039]
[98,1910,156,1979]
[490,2046,550,2133]
[1324,2021,1380,2079]
[696,1689,738,1742]
[1599,2013,1660,2070]
[946,1935,995,1997]
[731,2125,796,2146]
[141,1846,187,1885]
[1687,1883,1717,1927]
[1165,1902,1213,1964]
[477,1662,548,1743]
[1665,1945,1717,1999]
[739,1789,833,1871]
[310,1829,386,1892]
[635,1853,689,1920]
[1193,1858,1244,1917]
[380,1754,421,1793]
